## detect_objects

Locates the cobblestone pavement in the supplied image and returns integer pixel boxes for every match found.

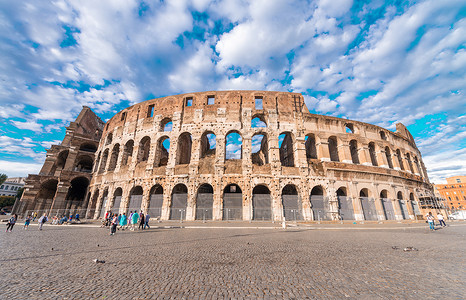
[1,222,465,299]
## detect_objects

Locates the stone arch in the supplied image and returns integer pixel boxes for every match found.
[107,144,120,171]
[305,134,317,159]
[111,187,123,214]
[328,136,339,162]
[336,187,354,220]
[170,183,188,220]
[225,131,242,160]
[310,185,330,221]
[397,191,409,220]
[128,186,144,214]
[380,189,395,220]
[380,131,387,140]
[345,123,354,133]
[99,148,109,173]
[160,118,172,132]
[56,150,69,170]
[252,184,271,220]
[176,132,192,165]
[196,183,214,220]
[65,176,89,211]
[105,133,113,145]
[349,140,360,164]
[413,155,422,176]
[282,184,301,221]
[385,147,393,169]
[148,184,163,219]
[79,143,97,153]
[35,179,58,211]
[200,131,216,159]
[251,114,267,128]
[137,136,151,162]
[279,131,294,167]
[75,155,93,173]
[223,183,242,220]
[368,142,378,166]
[122,140,134,166]
[251,132,268,166]
[406,153,414,173]
[396,149,404,170]
[154,136,170,167]
[360,188,377,220]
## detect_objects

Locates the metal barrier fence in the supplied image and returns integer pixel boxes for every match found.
[223,208,242,220]
[283,209,303,221]
[22,209,94,220]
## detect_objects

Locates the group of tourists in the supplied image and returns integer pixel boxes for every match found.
[5,213,48,232]
[103,210,151,236]
[425,212,447,231]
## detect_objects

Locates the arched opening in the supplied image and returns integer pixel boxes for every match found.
[328,136,339,162]
[111,188,123,214]
[252,185,271,220]
[106,133,113,145]
[413,156,421,176]
[380,189,395,220]
[406,153,414,173]
[397,191,408,220]
[79,143,97,153]
[176,133,192,165]
[99,149,109,173]
[225,131,242,160]
[35,179,58,211]
[251,132,268,166]
[305,134,317,160]
[160,118,173,132]
[282,184,301,221]
[99,189,109,218]
[93,152,101,173]
[196,184,213,220]
[349,140,359,164]
[223,184,242,220]
[128,186,143,214]
[360,188,377,220]
[385,147,393,169]
[89,189,99,216]
[154,136,170,167]
[148,184,163,219]
[380,131,387,140]
[75,155,93,173]
[345,123,354,133]
[279,132,294,167]
[56,150,69,170]
[200,131,216,159]
[65,177,89,211]
[170,184,188,220]
[122,140,134,166]
[251,115,267,128]
[410,192,420,216]
[310,186,330,221]
[107,144,120,171]
[336,187,354,220]
[368,142,378,166]
[396,149,404,170]
[137,136,151,162]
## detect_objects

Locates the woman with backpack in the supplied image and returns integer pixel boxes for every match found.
[5,214,17,232]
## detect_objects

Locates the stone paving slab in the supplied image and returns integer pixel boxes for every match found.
[1,223,465,299]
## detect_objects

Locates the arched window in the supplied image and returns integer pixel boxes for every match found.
[349,140,359,164]
[368,142,378,166]
[65,177,89,210]
[155,136,170,167]
[56,150,69,170]
[406,153,414,173]
[305,134,317,159]
[251,115,267,128]
[106,133,113,145]
[200,131,216,159]
[328,136,339,162]
[176,133,192,165]
[225,131,242,160]
[413,156,422,176]
[75,155,93,173]
[279,132,294,167]
[122,140,134,166]
[251,132,268,166]
[396,149,404,170]
[137,136,151,162]
[385,147,393,169]
[99,149,109,173]
[79,143,97,153]
[160,118,173,132]
[107,144,120,171]
[380,131,387,140]
[345,123,354,133]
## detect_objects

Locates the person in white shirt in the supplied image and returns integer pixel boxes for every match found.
[437,213,446,227]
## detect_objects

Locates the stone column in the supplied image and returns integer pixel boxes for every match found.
[351,182,364,221]
[50,181,71,212]
[213,182,222,221]
[186,181,196,221]
[161,184,172,220]
[359,146,372,166]
[64,149,78,171]
[372,183,386,221]
[327,181,339,221]
[392,151,401,170]
[300,182,312,221]
[295,135,307,168]
[141,187,151,215]
[377,147,389,169]
[391,185,403,220]
[271,180,282,222]
[317,138,330,162]
[338,142,352,164]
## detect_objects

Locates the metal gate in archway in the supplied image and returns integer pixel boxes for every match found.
[196,193,213,220]
[282,195,302,221]
[360,197,378,220]
[223,193,242,220]
[148,194,163,219]
[311,195,331,221]
[337,196,354,220]
[381,198,395,220]
[99,196,108,218]
[170,193,187,220]
[111,196,121,214]
[128,195,143,214]
[399,200,409,220]
[252,194,271,220]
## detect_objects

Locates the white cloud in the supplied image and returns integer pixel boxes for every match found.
[0,160,43,178]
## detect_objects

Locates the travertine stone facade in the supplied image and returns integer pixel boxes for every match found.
[87,91,434,221]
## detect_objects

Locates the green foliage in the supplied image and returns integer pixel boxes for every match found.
[0,196,15,208]
[0,174,7,186]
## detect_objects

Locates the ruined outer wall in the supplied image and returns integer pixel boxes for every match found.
[88,91,434,221]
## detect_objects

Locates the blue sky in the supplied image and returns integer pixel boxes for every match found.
[0,0,465,183]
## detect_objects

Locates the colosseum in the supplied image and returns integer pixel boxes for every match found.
[15,91,443,221]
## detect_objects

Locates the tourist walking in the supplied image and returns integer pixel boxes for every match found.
[426,212,435,231]
[437,212,446,227]
[75,213,80,222]
[144,214,150,229]
[138,212,145,230]
[38,214,48,230]
[110,213,118,235]
[6,214,17,232]
[24,215,31,229]
[130,211,139,231]
[119,212,127,230]
[32,212,37,221]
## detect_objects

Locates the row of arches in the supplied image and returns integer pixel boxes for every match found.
[92,183,420,222]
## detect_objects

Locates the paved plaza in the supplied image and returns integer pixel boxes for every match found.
[1,221,465,299]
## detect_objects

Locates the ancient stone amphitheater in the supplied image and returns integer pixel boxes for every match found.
[85,90,434,222]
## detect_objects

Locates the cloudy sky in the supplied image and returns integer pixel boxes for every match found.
[0,0,465,183]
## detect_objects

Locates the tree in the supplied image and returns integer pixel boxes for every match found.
[0,173,7,186]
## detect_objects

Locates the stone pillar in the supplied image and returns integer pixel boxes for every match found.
[119,188,131,215]
[141,188,151,215]
[64,149,78,171]
[373,184,386,221]
[271,180,282,222]
[351,182,364,221]
[391,186,403,220]
[161,184,172,220]
[327,181,339,221]
[215,133,225,176]
[243,180,252,221]
[317,139,330,162]
[339,142,352,164]
[359,146,372,166]
[377,147,389,169]
[300,182,312,221]
[213,182,222,221]
[186,181,196,221]
[295,136,307,168]
[50,181,71,212]
[392,151,401,170]
[242,136,252,176]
